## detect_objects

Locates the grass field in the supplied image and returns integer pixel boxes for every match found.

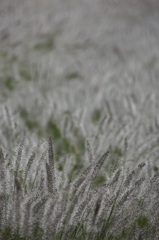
[0,0,159,239]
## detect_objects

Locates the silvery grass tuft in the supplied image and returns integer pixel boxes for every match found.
[0,136,159,240]
[0,2,159,239]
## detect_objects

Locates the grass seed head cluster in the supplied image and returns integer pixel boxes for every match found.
[0,133,159,239]
[0,0,159,239]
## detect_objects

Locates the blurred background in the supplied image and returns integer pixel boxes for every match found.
[0,0,159,170]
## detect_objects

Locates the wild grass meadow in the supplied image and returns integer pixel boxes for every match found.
[0,0,159,239]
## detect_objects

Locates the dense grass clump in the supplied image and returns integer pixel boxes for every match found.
[0,136,159,240]
[1,0,159,239]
